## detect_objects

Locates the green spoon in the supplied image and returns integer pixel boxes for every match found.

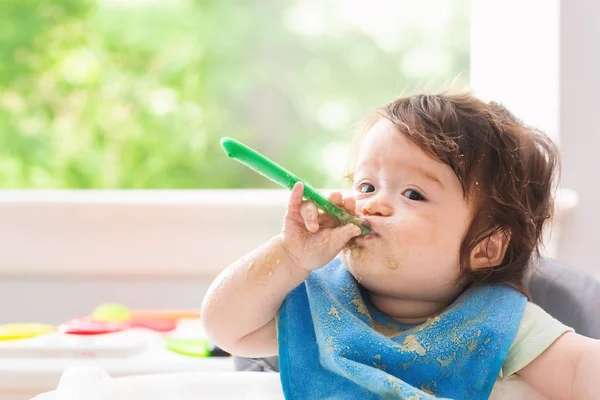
[220,137,372,236]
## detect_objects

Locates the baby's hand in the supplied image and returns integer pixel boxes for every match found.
[280,182,361,272]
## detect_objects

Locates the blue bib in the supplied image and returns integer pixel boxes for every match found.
[277,257,526,399]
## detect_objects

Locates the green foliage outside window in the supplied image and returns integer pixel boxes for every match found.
[0,0,469,188]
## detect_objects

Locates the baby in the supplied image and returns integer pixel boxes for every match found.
[201,92,600,399]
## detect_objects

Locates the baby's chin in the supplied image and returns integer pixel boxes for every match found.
[339,247,400,282]
[339,244,368,268]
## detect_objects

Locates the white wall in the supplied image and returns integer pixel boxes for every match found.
[471,0,599,278]
[557,0,600,278]
[0,278,210,324]
[470,0,560,142]
[0,191,287,323]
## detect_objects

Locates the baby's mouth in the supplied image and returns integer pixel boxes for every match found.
[358,232,379,241]
[360,219,379,237]
[346,223,379,248]
[361,219,374,235]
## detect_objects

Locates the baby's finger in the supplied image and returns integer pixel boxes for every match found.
[286,182,305,217]
[343,196,357,215]
[328,192,343,207]
[300,201,319,233]
[317,192,355,230]
[328,224,362,253]
[317,211,339,230]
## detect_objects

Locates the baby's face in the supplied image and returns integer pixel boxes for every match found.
[340,118,474,306]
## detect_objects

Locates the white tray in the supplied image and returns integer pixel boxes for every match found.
[34,366,547,400]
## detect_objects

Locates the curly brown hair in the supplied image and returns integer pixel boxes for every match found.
[348,92,559,294]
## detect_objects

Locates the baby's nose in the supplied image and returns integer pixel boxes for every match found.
[361,200,392,217]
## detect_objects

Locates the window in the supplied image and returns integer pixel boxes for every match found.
[1,0,470,189]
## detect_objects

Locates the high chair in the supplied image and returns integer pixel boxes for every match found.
[35,259,600,400]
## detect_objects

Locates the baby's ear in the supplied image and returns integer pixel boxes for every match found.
[469,229,511,269]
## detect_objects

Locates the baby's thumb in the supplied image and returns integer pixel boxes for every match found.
[329,224,361,252]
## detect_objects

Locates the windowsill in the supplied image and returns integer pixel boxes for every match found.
[0,188,578,278]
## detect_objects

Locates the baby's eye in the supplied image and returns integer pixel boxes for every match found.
[402,189,425,201]
[356,183,375,193]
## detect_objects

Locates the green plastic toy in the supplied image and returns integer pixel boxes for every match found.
[163,337,211,357]
[91,303,131,322]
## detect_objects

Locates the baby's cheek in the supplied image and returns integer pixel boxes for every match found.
[394,218,464,271]
[390,218,437,249]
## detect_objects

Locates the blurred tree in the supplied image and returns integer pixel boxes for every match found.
[0,0,470,189]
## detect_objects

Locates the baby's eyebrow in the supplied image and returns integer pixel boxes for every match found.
[410,167,445,189]
[344,167,444,189]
